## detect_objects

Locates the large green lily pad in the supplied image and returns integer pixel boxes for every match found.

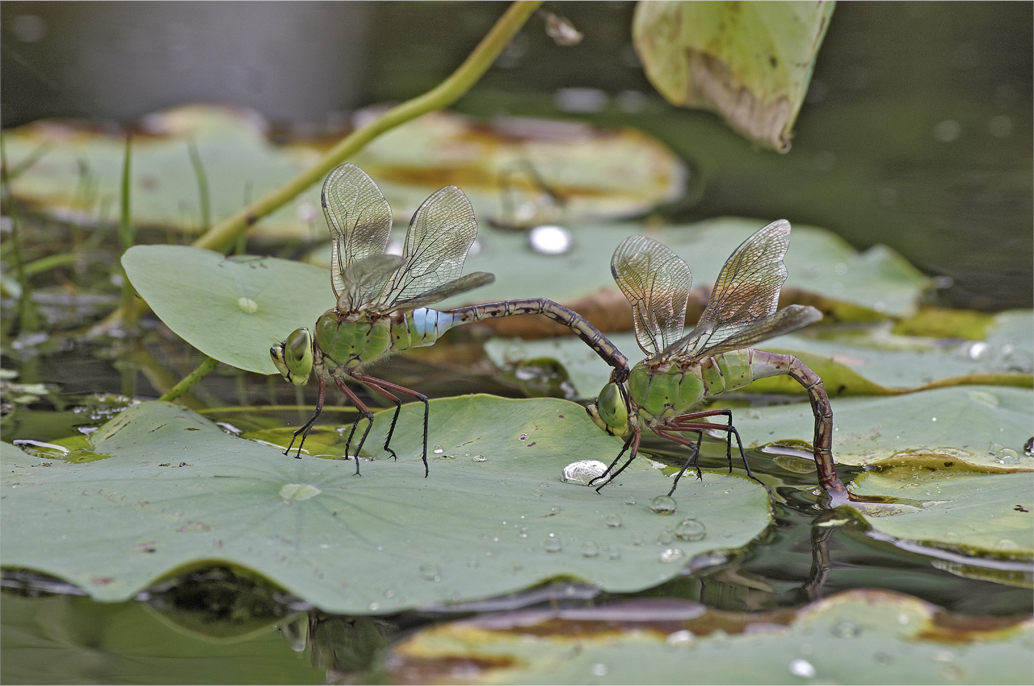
[632,1,835,152]
[384,589,1033,684]
[3,105,683,238]
[122,245,335,375]
[849,471,1032,559]
[0,398,772,613]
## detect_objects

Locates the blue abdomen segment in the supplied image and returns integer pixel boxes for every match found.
[407,308,459,348]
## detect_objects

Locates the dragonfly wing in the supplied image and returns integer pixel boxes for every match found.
[392,272,495,310]
[676,304,822,358]
[342,254,406,310]
[375,185,479,309]
[612,235,691,356]
[322,164,393,308]
[667,220,792,358]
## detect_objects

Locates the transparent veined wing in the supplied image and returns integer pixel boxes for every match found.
[372,185,480,310]
[343,254,405,311]
[674,304,822,360]
[322,164,393,310]
[611,235,692,356]
[664,220,791,359]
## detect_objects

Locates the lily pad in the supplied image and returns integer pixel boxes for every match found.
[739,386,1034,470]
[850,471,1033,560]
[384,590,1033,684]
[0,398,771,613]
[632,1,835,151]
[3,104,683,238]
[122,245,335,375]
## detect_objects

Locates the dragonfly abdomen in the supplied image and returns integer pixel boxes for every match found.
[404,308,459,348]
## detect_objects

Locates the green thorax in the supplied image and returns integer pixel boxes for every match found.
[630,349,759,422]
[313,309,444,371]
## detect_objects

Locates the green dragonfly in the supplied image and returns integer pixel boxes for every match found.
[587,220,849,500]
[272,163,626,475]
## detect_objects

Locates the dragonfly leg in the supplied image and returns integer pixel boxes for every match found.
[331,376,375,476]
[285,375,326,459]
[591,430,641,493]
[352,373,430,478]
[665,418,770,495]
[652,428,704,495]
[669,408,737,472]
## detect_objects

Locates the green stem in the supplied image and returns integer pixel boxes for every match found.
[187,139,211,230]
[159,355,219,402]
[118,134,139,331]
[0,133,41,334]
[192,0,542,253]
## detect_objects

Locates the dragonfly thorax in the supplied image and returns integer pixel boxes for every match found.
[628,363,706,423]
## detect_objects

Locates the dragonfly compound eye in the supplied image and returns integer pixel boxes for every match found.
[271,328,313,385]
[589,382,628,434]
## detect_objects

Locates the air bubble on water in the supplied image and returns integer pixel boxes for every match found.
[472,454,487,462]
[650,495,677,515]
[604,513,623,528]
[674,518,707,542]
[659,548,686,563]
[562,459,607,485]
[995,448,1019,464]
[589,663,608,677]
[433,445,444,455]
[418,563,441,582]
[544,536,563,553]
[581,541,600,558]
[832,620,861,638]
[788,659,816,679]
[624,496,636,506]
[529,225,574,255]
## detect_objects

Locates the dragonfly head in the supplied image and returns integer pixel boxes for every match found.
[587,381,629,436]
[270,328,313,385]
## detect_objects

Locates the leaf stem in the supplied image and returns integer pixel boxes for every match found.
[192,0,542,253]
[160,355,220,402]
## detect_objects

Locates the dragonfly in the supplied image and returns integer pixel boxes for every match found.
[271,163,627,476]
[587,220,849,500]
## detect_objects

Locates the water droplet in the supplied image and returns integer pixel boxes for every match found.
[383,589,395,598]
[606,546,622,560]
[933,649,954,663]
[788,658,816,678]
[368,602,380,611]
[624,496,636,506]
[510,560,523,572]
[561,459,607,485]
[237,296,258,314]
[995,448,1019,464]
[432,445,444,455]
[589,663,608,677]
[897,612,910,625]
[966,341,991,360]
[472,454,487,462]
[631,535,645,546]
[518,433,529,441]
[996,538,1019,550]
[659,548,685,563]
[466,555,479,568]
[657,531,674,545]
[674,518,706,542]
[551,505,562,514]
[544,536,563,553]
[666,629,694,646]
[832,620,861,638]
[931,417,937,422]
[649,495,677,515]
[988,442,1005,455]
[581,541,600,558]
[603,513,623,528]
[418,563,441,582]
[463,451,471,458]
[529,225,573,255]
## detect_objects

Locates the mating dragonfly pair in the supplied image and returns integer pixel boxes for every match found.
[272,163,847,500]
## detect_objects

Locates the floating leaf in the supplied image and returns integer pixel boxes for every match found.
[0,398,771,613]
[3,105,683,238]
[122,245,334,375]
[384,590,1033,684]
[633,1,836,151]
[850,471,1033,560]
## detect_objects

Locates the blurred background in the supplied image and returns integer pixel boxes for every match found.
[2,1,1031,310]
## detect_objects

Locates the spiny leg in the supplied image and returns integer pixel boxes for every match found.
[331,376,376,476]
[653,427,704,495]
[670,408,737,472]
[590,430,641,493]
[666,417,768,494]
[352,373,430,477]
[285,375,326,458]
